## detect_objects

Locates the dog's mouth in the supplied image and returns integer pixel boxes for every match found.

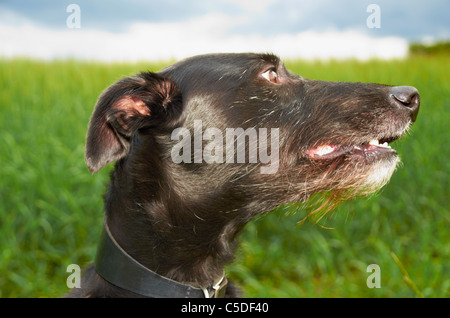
[306,136,400,160]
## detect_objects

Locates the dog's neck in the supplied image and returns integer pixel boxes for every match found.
[103,159,250,287]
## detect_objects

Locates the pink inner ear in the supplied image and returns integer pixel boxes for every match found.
[114,95,151,116]
[132,96,151,116]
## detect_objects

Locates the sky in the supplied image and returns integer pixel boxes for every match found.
[0,0,449,61]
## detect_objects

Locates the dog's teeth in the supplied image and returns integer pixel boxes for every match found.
[368,139,391,148]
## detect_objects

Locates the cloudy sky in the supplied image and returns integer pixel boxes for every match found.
[1,0,449,61]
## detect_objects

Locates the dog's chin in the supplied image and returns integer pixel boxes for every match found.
[337,149,400,196]
[357,154,400,194]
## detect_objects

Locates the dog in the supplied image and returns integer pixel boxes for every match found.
[67,53,419,297]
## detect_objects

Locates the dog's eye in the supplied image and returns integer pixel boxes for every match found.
[262,69,280,84]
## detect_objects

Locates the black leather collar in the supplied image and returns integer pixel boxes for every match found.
[94,217,228,298]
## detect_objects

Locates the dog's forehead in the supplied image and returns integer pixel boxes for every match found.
[159,53,283,95]
[161,53,281,76]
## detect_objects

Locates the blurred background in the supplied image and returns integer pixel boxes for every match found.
[1,0,449,60]
[0,0,448,297]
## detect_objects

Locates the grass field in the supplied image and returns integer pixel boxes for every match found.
[0,54,448,297]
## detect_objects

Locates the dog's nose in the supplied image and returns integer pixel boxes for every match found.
[390,86,420,122]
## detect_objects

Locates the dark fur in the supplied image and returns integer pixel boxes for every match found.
[68,53,419,297]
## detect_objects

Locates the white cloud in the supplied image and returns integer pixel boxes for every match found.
[0,12,408,61]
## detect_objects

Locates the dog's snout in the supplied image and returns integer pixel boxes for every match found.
[390,86,420,122]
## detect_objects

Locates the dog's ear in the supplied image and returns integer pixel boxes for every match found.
[85,72,182,174]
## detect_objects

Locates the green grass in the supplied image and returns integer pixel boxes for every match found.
[0,55,448,297]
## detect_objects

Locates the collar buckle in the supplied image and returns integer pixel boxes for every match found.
[201,275,228,298]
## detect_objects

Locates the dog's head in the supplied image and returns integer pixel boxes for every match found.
[86,53,419,216]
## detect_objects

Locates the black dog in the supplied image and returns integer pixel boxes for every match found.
[68,53,419,297]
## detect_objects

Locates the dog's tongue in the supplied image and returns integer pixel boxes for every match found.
[306,144,341,158]
[310,145,337,156]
